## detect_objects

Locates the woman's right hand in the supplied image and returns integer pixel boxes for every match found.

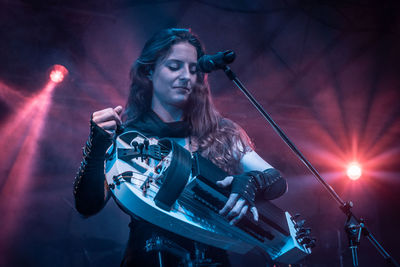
[91,105,123,136]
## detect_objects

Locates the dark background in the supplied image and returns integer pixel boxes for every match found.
[0,0,399,266]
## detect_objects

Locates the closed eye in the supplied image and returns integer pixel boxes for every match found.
[168,65,179,71]
[166,60,197,75]
[167,60,180,71]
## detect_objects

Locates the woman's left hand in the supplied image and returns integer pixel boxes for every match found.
[217,176,259,225]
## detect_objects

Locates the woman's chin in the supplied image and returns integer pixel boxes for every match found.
[170,95,190,107]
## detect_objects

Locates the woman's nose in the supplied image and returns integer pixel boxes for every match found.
[179,65,191,80]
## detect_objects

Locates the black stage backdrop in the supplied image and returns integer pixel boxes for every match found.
[0,0,399,266]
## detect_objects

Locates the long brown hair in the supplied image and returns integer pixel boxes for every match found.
[124,28,253,174]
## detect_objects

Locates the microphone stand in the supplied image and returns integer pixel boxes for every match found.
[221,65,399,267]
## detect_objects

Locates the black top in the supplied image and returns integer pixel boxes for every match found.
[125,110,191,138]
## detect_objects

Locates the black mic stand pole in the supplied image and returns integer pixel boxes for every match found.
[221,65,399,267]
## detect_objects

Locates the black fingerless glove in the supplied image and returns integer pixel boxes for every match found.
[231,168,287,206]
[83,120,113,160]
[73,120,113,216]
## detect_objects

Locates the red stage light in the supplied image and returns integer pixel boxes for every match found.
[49,64,68,83]
[347,162,362,180]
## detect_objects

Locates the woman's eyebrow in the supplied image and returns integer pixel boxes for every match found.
[166,58,197,64]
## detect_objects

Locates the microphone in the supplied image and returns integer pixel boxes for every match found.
[197,50,236,73]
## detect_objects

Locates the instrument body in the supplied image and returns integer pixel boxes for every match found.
[105,131,311,263]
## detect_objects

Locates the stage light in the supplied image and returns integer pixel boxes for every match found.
[49,64,68,83]
[347,162,362,180]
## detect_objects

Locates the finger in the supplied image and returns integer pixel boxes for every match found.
[114,105,123,115]
[227,198,246,219]
[92,108,114,124]
[250,206,259,222]
[113,110,122,126]
[93,108,122,126]
[103,129,114,136]
[219,193,239,216]
[109,107,122,125]
[230,205,249,225]
[97,120,118,131]
[216,176,234,188]
[92,107,114,117]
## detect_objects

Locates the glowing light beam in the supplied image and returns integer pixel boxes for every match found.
[0,81,56,247]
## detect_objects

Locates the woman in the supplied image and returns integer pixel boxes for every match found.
[73,28,287,266]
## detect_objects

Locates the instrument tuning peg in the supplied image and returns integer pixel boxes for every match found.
[298,227,311,234]
[132,141,139,151]
[296,227,312,239]
[138,143,144,151]
[144,139,150,149]
[305,238,317,249]
[296,232,307,239]
[299,236,312,245]
[137,143,145,161]
[291,213,301,221]
[295,219,306,229]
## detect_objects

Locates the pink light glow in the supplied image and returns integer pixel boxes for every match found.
[0,81,56,245]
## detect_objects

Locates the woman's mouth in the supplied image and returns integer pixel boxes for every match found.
[173,86,191,93]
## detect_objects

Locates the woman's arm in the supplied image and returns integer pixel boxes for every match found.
[240,150,273,172]
[73,106,122,216]
[217,149,287,225]
[240,150,287,199]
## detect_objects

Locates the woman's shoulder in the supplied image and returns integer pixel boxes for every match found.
[218,117,240,131]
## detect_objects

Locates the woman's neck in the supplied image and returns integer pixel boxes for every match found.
[151,99,184,122]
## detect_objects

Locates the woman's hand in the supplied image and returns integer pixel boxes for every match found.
[91,106,123,136]
[217,176,259,225]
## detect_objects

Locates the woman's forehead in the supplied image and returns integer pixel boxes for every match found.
[164,42,198,63]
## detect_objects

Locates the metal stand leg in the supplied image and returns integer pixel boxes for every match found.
[158,251,163,267]
[345,215,363,267]
[349,241,359,267]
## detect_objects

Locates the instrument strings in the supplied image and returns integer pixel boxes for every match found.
[116,169,199,221]
[115,137,201,221]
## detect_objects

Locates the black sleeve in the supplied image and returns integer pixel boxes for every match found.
[257,168,288,200]
[231,168,288,206]
[73,120,113,216]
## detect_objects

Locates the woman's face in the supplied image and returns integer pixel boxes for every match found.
[151,42,198,110]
